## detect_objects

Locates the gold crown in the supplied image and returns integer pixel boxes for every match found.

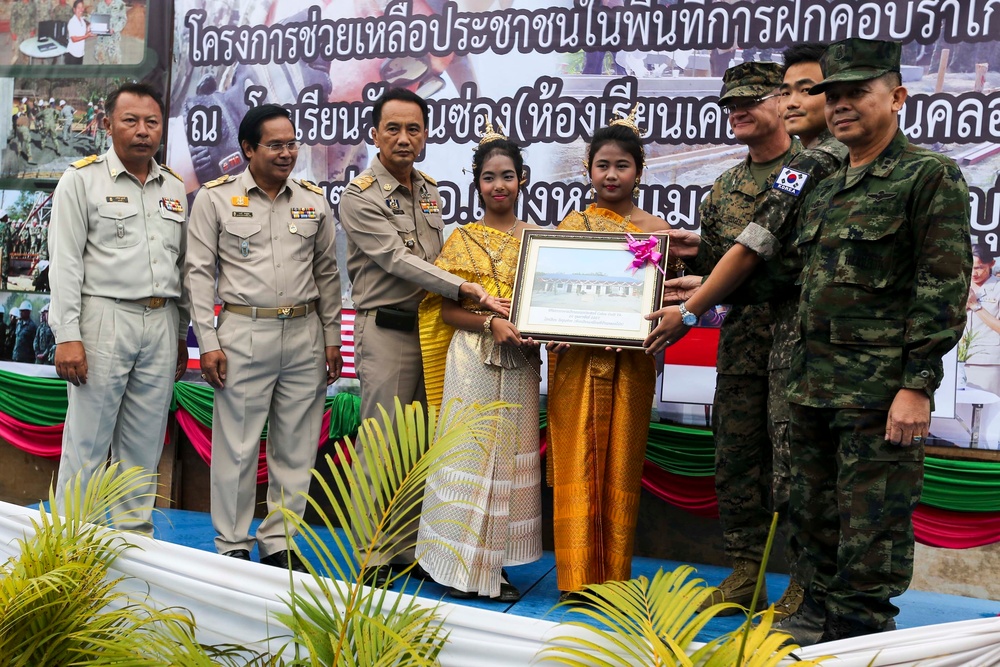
[478,116,508,147]
[609,103,642,136]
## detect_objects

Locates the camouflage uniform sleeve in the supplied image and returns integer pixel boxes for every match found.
[736,148,845,261]
[902,161,972,394]
[686,185,721,275]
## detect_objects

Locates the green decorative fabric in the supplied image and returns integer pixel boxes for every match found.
[0,369,69,426]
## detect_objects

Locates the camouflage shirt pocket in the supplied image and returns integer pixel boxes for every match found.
[833,214,905,289]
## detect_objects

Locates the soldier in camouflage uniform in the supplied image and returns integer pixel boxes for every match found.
[0,214,9,289]
[14,106,33,164]
[34,303,55,365]
[94,0,128,65]
[10,0,37,64]
[12,301,37,364]
[38,101,61,155]
[94,101,108,152]
[775,38,971,647]
[668,62,801,615]
[646,43,849,619]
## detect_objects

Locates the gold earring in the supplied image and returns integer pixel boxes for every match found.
[633,179,641,198]
[589,184,595,198]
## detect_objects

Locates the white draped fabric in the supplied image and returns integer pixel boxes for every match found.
[2,500,998,666]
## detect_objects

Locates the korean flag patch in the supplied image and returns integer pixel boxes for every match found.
[773,166,809,196]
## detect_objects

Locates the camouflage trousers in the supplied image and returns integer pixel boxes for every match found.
[768,368,791,530]
[713,373,773,563]
[788,404,923,630]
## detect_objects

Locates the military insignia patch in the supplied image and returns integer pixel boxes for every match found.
[350,175,375,191]
[773,166,809,196]
[867,190,897,203]
[204,175,235,188]
[71,155,100,169]
[232,196,249,207]
[296,179,324,195]
[291,207,317,219]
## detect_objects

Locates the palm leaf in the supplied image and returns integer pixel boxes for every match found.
[0,463,279,666]
[271,397,515,666]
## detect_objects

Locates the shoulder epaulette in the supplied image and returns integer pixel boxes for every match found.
[418,170,437,186]
[295,178,324,195]
[349,174,375,192]
[70,155,100,169]
[160,164,183,182]
[203,174,234,189]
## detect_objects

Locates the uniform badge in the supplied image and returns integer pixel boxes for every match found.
[290,207,317,219]
[383,183,392,191]
[386,198,405,215]
[106,196,128,203]
[867,190,897,203]
[232,196,249,207]
[404,238,416,248]
[289,223,298,234]
[772,167,809,196]
[159,198,184,214]
[232,211,253,218]
[240,239,250,257]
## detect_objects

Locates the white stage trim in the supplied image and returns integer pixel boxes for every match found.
[3,500,999,666]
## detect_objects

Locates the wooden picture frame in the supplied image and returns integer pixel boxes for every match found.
[509,230,667,348]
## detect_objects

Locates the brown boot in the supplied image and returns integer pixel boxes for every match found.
[699,559,767,615]
[773,579,804,619]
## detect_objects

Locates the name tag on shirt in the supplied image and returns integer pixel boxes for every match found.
[106,196,128,203]
[232,211,253,218]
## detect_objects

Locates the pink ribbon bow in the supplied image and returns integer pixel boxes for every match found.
[626,234,665,276]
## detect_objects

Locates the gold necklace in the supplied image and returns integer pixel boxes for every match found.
[477,220,518,264]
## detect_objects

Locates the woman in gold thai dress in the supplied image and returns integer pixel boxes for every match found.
[416,125,541,602]
[548,115,670,600]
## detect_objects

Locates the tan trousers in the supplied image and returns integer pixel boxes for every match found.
[352,310,425,565]
[55,296,179,535]
[210,309,326,556]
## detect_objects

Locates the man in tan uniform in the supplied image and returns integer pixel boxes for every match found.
[49,82,189,534]
[339,87,504,587]
[185,104,342,572]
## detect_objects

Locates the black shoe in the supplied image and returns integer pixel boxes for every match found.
[361,565,394,589]
[397,562,433,581]
[222,548,251,561]
[773,593,826,648]
[447,587,477,599]
[260,549,308,573]
[821,615,895,643]
[558,590,587,604]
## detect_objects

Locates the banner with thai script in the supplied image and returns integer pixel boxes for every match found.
[166,0,1000,449]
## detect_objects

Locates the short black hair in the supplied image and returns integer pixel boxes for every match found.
[878,71,903,89]
[472,137,525,199]
[587,124,644,175]
[73,0,83,8]
[105,81,165,119]
[237,104,293,159]
[782,42,827,73]
[973,244,996,263]
[372,87,429,130]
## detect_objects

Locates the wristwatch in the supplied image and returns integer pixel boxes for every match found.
[678,302,698,326]
[972,303,983,312]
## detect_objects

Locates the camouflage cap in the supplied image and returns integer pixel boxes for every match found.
[718,62,783,104]
[810,38,902,95]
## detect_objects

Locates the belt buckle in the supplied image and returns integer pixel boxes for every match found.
[277,307,293,319]
[148,297,165,309]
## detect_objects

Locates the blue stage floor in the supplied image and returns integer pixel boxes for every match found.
[151,507,1000,642]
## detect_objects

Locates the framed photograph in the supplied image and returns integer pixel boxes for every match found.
[509,230,667,348]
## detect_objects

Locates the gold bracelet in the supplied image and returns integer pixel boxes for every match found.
[483,313,497,334]
[667,257,686,272]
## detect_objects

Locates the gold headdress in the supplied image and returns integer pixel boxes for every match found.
[583,104,645,172]
[609,103,642,136]
[478,116,507,147]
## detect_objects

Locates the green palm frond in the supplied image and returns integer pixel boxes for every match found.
[697,608,829,667]
[0,463,279,666]
[537,565,739,667]
[272,397,515,666]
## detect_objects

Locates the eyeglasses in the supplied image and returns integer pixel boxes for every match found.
[257,141,302,153]
[720,94,779,114]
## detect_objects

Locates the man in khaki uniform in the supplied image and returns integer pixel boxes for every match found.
[185,104,342,572]
[339,87,504,586]
[50,82,189,534]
